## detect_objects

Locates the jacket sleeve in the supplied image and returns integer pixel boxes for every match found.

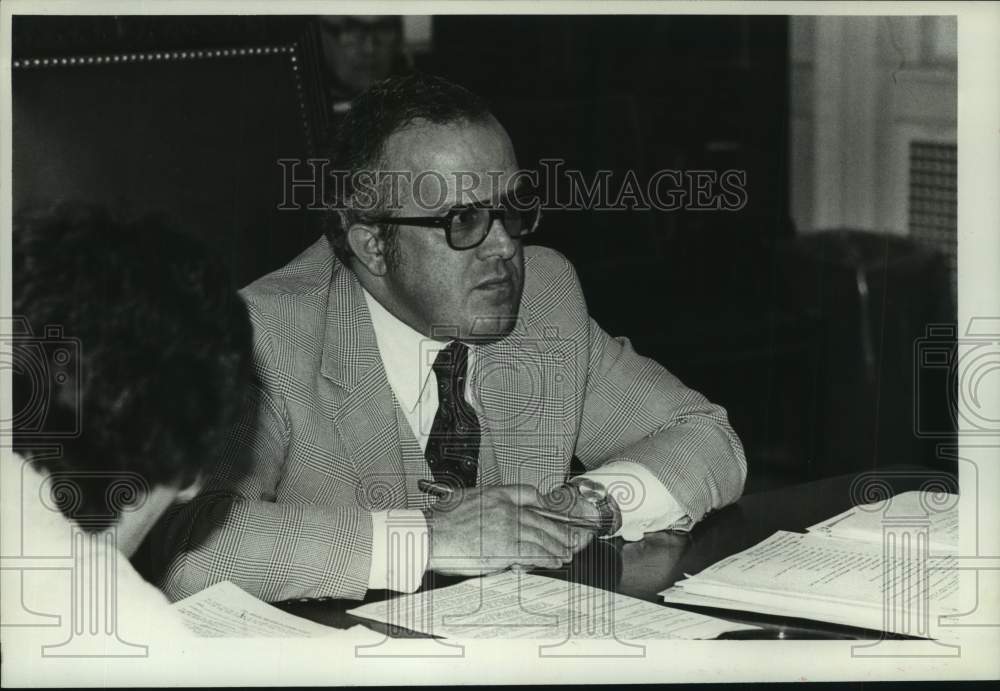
[564,268,747,523]
[152,300,375,603]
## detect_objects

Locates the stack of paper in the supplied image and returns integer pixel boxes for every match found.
[348,570,758,639]
[660,491,960,637]
[806,490,958,553]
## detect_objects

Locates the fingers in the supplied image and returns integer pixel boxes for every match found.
[567,527,595,553]
[425,485,598,578]
[447,556,560,576]
[517,523,575,563]
[515,506,574,547]
[535,521,594,556]
[541,483,579,514]
[512,540,566,570]
[496,484,545,507]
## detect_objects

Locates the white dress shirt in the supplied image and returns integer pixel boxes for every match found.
[0,451,193,660]
[361,288,690,593]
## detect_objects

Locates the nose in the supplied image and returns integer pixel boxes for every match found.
[477,217,517,260]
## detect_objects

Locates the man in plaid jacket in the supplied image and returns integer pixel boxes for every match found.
[154,73,746,603]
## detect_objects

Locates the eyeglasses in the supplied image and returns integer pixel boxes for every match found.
[321,18,402,47]
[372,200,542,251]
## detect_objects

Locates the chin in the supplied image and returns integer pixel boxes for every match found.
[465,307,519,343]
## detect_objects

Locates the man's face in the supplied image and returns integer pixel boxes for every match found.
[377,118,526,342]
[319,15,401,93]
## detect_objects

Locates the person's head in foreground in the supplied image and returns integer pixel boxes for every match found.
[11,203,252,556]
[326,71,541,343]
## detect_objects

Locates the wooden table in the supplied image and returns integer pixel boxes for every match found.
[275,467,954,639]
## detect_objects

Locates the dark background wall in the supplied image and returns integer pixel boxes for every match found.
[11,14,956,491]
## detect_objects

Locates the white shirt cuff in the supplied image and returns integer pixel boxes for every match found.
[578,461,689,541]
[368,510,429,593]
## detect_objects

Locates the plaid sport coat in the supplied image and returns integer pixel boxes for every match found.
[155,237,746,602]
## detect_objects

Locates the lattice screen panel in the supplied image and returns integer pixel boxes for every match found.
[908,140,957,298]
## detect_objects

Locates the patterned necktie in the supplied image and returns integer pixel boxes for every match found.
[425,341,480,488]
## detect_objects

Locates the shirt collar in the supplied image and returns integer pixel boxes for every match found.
[361,286,451,413]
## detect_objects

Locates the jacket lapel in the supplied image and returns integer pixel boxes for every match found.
[318,255,570,504]
[320,261,408,510]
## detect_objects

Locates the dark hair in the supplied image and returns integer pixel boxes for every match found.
[325,71,492,262]
[12,203,253,529]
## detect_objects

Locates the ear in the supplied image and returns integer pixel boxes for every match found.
[346,222,390,276]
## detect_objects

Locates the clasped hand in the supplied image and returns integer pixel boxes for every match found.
[422,484,599,576]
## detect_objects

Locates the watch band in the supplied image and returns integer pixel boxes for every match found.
[568,477,622,536]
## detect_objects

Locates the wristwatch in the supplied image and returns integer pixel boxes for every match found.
[567,476,622,537]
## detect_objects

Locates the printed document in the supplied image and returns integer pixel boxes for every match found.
[806,489,958,553]
[661,526,959,636]
[173,580,365,638]
[348,571,757,639]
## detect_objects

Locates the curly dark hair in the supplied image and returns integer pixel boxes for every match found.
[11,203,253,529]
[325,71,492,263]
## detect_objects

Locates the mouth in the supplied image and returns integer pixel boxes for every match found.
[475,275,514,291]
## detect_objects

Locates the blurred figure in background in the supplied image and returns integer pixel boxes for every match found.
[317,15,410,115]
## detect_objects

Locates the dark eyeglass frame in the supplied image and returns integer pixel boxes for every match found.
[370,200,542,251]
[321,19,402,45]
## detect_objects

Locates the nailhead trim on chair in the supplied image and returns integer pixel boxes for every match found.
[13,45,295,69]
[13,44,315,152]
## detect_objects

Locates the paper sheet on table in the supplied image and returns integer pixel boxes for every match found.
[173,581,365,638]
[347,571,757,639]
[805,490,958,553]
[660,531,959,635]
[668,531,959,607]
[662,588,892,632]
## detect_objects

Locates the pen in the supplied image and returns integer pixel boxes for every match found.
[417,479,603,531]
